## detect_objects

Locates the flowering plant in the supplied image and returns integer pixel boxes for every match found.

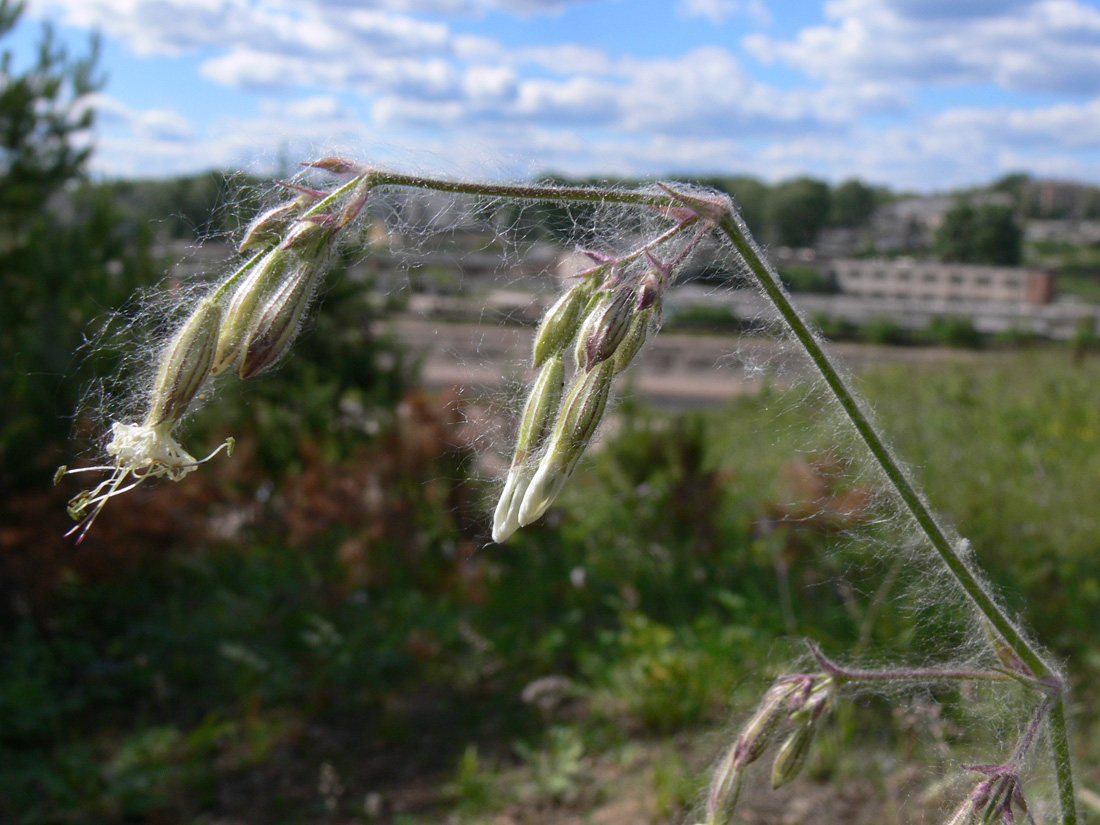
[60,160,1078,824]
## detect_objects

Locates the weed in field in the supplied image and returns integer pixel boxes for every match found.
[53,163,1085,824]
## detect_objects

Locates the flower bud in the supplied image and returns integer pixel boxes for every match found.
[943,776,1021,825]
[303,157,366,175]
[532,286,588,368]
[334,176,374,229]
[518,361,613,526]
[789,676,836,724]
[492,356,566,543]
[582,285,635,371]
[733,680,797,768]
[238,263,321,379]
[492,469,529,544]
[611,306,655,375]
[942,796,981,825]
[280,215,333,251]
[771,722,816,789]
[706,743,745,825]
[636,271,662,310]
[572,291,610,370]
[144,298,221,427]
[211,249,288,374]
[238,196,316,252]
[514,355,566,461]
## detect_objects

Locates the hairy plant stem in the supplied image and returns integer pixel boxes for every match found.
[359,170,1076,825]
[710,210,1077,825]
[808,643,1016,685]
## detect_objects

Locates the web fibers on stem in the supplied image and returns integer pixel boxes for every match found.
[58,162,1075,824]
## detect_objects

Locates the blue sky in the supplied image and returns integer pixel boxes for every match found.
[14,0,1100,190]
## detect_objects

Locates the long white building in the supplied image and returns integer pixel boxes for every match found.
[825,258,1055,306]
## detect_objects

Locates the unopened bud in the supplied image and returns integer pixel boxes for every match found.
[239,197,314,252]
[944,775,1023,825]
[572,291,610,369]
[656,181,731,222]
[212,249,288,374]
[942,797,981,825]
[303,157,366,175]
[706,743,745,825]
[733,680,797,768]
[582,285,635,371]
[492,468,530,544]
[334,176,374,230]
[238,263,322,379]
[636,271,661,310]
[518,361,613,525]
[771,722,815,789]
[145,298,221,427]
[533,286,588,368]
[514,355,566,461]
[790,677,836,724]
[280,215,334,251]
[492,356,566,543]
[611,306,656,375]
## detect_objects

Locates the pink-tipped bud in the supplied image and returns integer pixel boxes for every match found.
[303,157,367,175]
[732,680,798,769]
[334,176,374,230]
[238,263,322,379]
[656,181,731,222]
[572,291,609,370]
[145,298,221,427]
[239,197,316,253]
[280,215,335,251]
[582,285,635,371]
[789,676,836,724]
[636,270,662,310]
[533,285,589,368]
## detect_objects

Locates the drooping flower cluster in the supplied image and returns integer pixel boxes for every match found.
[942,768,1035,825]
[703,673,836,825]
[58,160,374,542]
[492,214,709,543]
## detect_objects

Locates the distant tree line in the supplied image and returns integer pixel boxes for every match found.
[533,171,1092,267]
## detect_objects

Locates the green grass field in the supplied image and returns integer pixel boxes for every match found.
[3,347,1098,824]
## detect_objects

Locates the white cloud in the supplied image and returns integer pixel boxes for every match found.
[29,0,1100,189]
[745,0,1100,96]
[930,99,1100,151]
[32,0,881,144]
[90,93,196,141]
[749,95,1100,189]
[34,0,268,57]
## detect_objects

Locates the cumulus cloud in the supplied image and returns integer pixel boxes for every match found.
[745,0,1100,96]
[90,93,196,142]
[28,0,1100,188]
[930,98,1100,151]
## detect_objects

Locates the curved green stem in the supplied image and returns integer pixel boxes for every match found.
[711,209,1077,825]
[348,169,1077,825]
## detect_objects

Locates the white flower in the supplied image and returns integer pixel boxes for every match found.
[59,421,232,543]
